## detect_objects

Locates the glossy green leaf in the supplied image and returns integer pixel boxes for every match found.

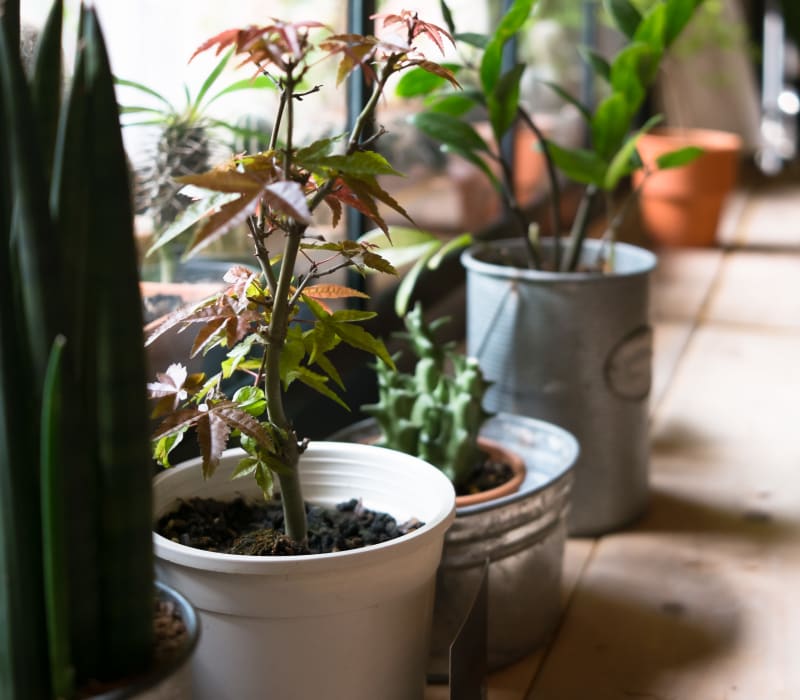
[610,42,660,111]
[488,62,525,143]
[547,141,607,186]
[439,0,456,35]
[232,386,267,418]
[604,114,662,190]
[454,32,490,49]
[633,2,667,49]
[655,145,704,170]
[591,92,633,161]
[577,46,611,83]
[661,0,703,47]
[479,0,536,92]
[424,90,481,116]
[539,80,591,122]
[309,150,403,177]
[410,111,491,154]
[604,0,643,38]
[395,63,460,97]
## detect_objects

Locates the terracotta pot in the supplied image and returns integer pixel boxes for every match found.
[455,437,526,507]
[634,127,742,247]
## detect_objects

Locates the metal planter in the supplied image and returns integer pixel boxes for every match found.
[461,238,656,536]
[332,413,577,673]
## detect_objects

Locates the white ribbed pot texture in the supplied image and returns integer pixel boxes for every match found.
[153,442,456,700]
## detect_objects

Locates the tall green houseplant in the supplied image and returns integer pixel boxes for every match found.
[0,1,155,697]
[402,0,705,269]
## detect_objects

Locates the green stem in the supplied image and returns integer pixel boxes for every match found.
[263,217,306,543]
[517,107,562,268]
[498,150,541,269]
[563,185,597,272]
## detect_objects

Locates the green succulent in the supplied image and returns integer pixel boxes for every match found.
[364,303,491,490]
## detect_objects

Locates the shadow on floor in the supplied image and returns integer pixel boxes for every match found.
[632,486,800,545]
[530,557,740,699]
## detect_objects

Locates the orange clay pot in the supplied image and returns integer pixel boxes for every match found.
[455,437,526,508]
[634,127,742,247]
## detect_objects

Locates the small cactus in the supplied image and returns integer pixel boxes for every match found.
[364,303,492,489]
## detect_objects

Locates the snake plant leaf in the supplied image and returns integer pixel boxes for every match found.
[31,0,62,182]
[40,335,75,700]
[1,2,61,383]
[79,6,154,680]
[0,8,50,698]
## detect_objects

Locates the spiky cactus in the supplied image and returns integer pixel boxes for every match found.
[364,303,492,489]
[0,2,154,697]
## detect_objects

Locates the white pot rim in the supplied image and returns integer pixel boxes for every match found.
[153,441,456,575]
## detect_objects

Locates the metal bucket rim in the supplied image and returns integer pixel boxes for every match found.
[461,237,657,283]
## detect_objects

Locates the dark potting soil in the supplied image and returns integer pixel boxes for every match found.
[76,592,189,698]
[142,293,183,324]
[156,497,424,556]
[456,452,515,497]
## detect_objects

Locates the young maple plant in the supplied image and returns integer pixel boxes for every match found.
[146,13,457,545]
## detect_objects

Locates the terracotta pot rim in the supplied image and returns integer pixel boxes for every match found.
[640,127,743,153]
[455,437,526,507]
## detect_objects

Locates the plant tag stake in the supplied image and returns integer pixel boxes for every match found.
[447,558,489,700]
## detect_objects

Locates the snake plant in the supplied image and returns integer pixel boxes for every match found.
[0,1,154,697]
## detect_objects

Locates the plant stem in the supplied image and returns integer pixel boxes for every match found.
[498,149,541,269]
[263,221,307,542]
[517,107,562,269]
[261,63,308,544]
[563,185,596,272]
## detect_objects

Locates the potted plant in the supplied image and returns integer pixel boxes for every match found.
[399,0,706,535]
[0,2,198,698]
[634,125,742,246]
[119,50,273,288]
[631,0,746,246]
[332,299,578,675]
[144,11,459,700]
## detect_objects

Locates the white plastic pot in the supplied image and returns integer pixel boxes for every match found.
[153,442,456,700]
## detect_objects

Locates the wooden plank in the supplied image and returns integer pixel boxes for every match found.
[649,248,724,323]
[705,250,800,329]
[527,324,800,700]
[733,183,800,248]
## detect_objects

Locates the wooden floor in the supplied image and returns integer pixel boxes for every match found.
[427,174,800,700]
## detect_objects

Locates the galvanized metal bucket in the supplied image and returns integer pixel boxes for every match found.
[331,413,577,674]
[461,238,656,536]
